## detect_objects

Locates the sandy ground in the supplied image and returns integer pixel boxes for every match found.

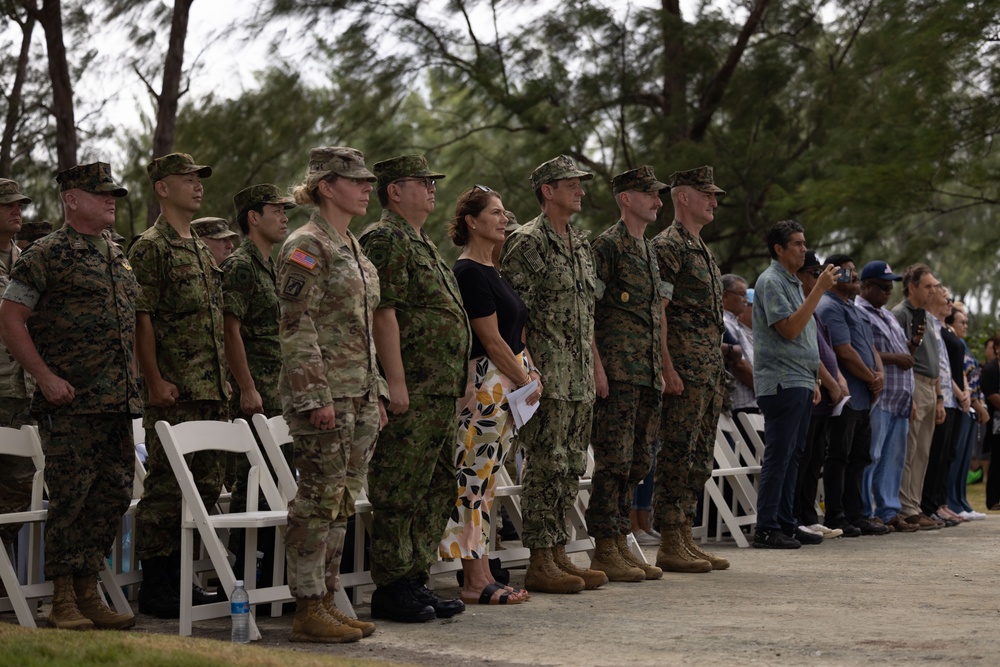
[50,517,996,667]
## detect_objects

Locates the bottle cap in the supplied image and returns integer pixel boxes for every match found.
[235,580,244,587]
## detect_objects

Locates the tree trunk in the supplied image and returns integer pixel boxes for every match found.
[661,0,688,141]
[146,0,195,228]
[30,0,77,171]
[0,7,35,178]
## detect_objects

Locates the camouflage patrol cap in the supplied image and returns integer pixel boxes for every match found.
[529,155,593,191]
[308,146,376,182]
[504,210,520,234]
[17,220,52,242]
[56,162,128,197]
[612,165,668,195]
[191,217,239,240]
[668,165,725,194]
[233,184,296,218]
[373,155,446,187]
[146,152,212,184]
[0,179,31,205]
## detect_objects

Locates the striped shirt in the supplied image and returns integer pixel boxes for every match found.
[857,295,913,418]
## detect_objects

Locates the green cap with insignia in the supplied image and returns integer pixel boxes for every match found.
[233,183,297,218]
[0,178,31,205]
[191,217,239,240]
[373,154,446,187]
[17,220,52,242]
[529,154,593,191]
[146,152,212,184]
[668,165,725,194]
[612,165,668,195]
[504,209,520,234]
[56,162,128,197]
[309,146,377,182]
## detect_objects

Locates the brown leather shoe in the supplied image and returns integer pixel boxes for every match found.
[887,514,919,533]
[869,517,895,534]
[904,514,942,530]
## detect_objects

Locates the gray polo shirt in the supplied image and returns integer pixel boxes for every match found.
[891,298,939,379]
[752,259,819,397]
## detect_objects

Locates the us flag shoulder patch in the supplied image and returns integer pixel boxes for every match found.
[289,248,318,271]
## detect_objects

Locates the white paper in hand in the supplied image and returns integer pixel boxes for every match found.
[506,380,540,429]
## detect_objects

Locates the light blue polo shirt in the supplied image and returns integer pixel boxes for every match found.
[752,260,819,397]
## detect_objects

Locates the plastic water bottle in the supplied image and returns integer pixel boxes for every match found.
[231,580,250,644]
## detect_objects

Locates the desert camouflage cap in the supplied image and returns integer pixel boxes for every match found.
[611,165,668,195]
[308,146,376,182]
[529,155,593,191]
[668,165,725,194]
[233,184,297,218]
[0,179,31,205]
[146,152,212,184]
[17,220,52,242]
[373,154,446,187]
[192,217,239,240]
[56,162,128,197]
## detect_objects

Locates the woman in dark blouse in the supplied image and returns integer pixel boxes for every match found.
[437,186,540,605]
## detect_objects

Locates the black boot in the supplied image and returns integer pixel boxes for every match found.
[370,577,436,623]
[409,575,464,618]
[168,552,220,606]
[137,556,180,619]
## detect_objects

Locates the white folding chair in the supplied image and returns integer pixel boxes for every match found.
[156,418,291,638]
[695,414,761,548]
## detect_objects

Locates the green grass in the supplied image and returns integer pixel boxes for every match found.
[0,624,415,667]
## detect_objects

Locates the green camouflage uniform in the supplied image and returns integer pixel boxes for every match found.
[277,209,386,599]
[587,218,664,538]
[360,207,471,586]
[130,215,228,560]
[4,176,140,578]
[499,212,597,549]
[652,219,725,527]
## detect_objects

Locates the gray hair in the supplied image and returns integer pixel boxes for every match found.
[721,273,747,292]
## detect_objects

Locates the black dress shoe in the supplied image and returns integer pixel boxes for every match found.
[370,579,436,623]
[752,528,801,549]
[794,528,823,545]
[828,521,862,537]
[409,578,465,618]
[138,581,181,618]
[191,583,221,605]
[853,517,889,536]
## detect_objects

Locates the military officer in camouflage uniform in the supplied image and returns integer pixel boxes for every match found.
[0,163,139,630]
[359,155,470,622]
[277,147,387,642]
[15,220,53,250]
[651,166,729,573]
[0,179,35,551]
[499,155,607,594]
[129,153,227,617]
[192,217,239,266]
[586,166,667,583]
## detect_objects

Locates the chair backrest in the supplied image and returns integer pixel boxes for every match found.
[251,413,297,506]
[0,425,45,511]
[736,412,766,463]
[717,413,758,469]
[154,419,284,514]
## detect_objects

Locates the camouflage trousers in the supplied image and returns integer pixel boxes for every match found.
[38,413,134,578]
[655,377,724,527]
[135,401,226,560]
[438,353,525,560]
[284,394,380,599]
[518,397,593,549]
[368,394,458,586]
[0,397,34,545]
[586,382,661,538]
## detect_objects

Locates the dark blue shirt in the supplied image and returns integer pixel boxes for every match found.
[815,292,876,410]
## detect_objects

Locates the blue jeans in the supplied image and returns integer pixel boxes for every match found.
[863,406,909,522]
[756,387,813,533]
[946,412,976,514]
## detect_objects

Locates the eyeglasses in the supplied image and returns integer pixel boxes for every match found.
[473,184,494,192]
[866,282,893,293]
[394,177,435,189]
[799,269,822,278]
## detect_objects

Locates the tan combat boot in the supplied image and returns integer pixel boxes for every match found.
[73,575,136,629]
[615,534,663,580]
[289,598,363,643]
[322,592,375,637]
[681,522,730,570]
[589,537,645,582]
[48,575,94,630]
[551,543,608,589]
[655,525,712,573]
[524,548,585,594]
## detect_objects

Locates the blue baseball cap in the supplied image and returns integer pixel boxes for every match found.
[860,260,902,282]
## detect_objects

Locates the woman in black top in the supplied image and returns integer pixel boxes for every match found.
[437,186,540,605]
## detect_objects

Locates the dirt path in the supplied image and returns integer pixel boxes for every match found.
[111,518,1000,666]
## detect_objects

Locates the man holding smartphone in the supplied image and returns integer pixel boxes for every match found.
[891,264,945,530]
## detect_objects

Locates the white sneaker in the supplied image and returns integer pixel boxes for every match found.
[633,529,661,546]
[808,524,844,538]
[966,511,987,520]
[797,524,823,536]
